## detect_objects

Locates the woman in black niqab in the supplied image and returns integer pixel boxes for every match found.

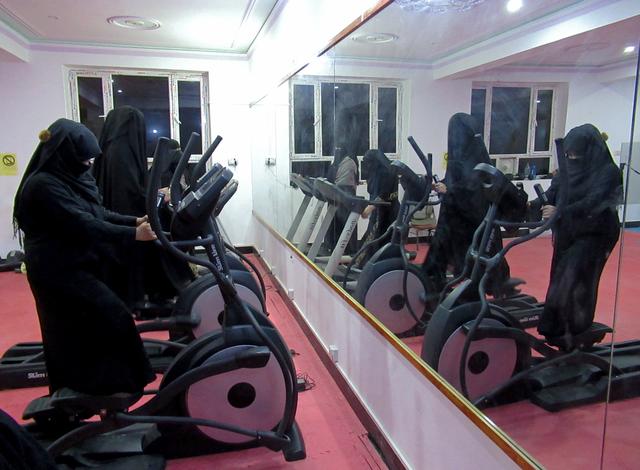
[93,106,147,215]
[421,113,517,298]
[355,149,399,265]
[93,106,174,307]
[13,119,155,395]
[535,124,622,340]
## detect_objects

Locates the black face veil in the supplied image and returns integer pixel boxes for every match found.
[92,106,148,215]
[562,123,622,215]
[445,112,490,186]
[14,119,102,231]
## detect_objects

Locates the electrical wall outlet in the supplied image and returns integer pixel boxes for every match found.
[329,345,339,363]
[265,157,276,166]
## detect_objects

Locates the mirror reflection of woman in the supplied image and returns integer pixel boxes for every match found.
[325,146,359,254]
[421,113,515,300]
[356,149,399,265]
[532,124,622,341]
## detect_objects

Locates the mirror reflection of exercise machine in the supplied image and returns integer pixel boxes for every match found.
[349,137,437,336]
[422,139,640,411]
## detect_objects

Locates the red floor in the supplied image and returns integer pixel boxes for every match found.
[405,231,640,470]
[0,260,386,469]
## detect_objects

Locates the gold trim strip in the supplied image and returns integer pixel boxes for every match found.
[253,211,541,469]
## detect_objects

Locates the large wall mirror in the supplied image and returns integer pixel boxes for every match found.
[251,1,640,467]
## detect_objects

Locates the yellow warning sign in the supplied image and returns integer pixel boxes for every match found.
[0,153,17,176]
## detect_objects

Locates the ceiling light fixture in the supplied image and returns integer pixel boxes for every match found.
[107,16,161,30]
[394,0,485,14]
[351,32,399,44]
[624,45,636,54]
[506,0,523,13]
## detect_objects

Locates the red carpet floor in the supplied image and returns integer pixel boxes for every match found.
[0,260,385,470]
[405,231,640,469]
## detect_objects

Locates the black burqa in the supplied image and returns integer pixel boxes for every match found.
[0,408,56,469]
[93,106,174,306]
[421,113,512,297]
[93,106,147,215]
[13,119,154,395]
[356,149,399,266]
[536,124,622,339]
[325,147,359,254]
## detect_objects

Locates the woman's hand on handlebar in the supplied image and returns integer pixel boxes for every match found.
[362,205,376,219]
[136,222,157,241]
[159,187,171,203]
[433,182,447,194]
[541,205,557,219]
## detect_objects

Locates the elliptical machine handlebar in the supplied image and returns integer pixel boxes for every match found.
[407,136,432,177]
[191,135,223,188]
[170,132,200,207]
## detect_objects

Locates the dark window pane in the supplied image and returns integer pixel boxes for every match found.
[534,90,553,152]
[471,88,486,140]
[293,84,315,154]
[77,77,104,140]
[378,87,397,153]
[112,75,170,155]
[178,81,202,154]
[489,87,531,155]
[291,160,331,178]
[321,82,370,157]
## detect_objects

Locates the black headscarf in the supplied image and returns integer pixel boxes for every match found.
[14,119,102,232]
[363,149,395,198]
[93,106,147,215]
[562,124,622,215]
[445,112,490,186]
[159,139,182,187]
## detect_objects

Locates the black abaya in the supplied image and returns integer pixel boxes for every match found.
[92,106,174,307]
[356,149,399,266]
[421,113,517,297]
[536,124,622,338]
[13,119,154,395]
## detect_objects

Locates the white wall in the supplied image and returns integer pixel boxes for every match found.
[0,46,253,254]
[252,218,527,470]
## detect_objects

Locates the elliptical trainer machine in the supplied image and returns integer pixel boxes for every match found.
[421,139,640,411]
[0,133,268,390]
[21,137,306,467]
[348,137,438,336]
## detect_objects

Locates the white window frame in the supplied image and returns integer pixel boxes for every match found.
[472,82,561,175]
[289,76,403,162]
[68,68,211,161]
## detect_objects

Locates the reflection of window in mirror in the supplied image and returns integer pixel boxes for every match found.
[472,83,560,179]
[290,77,401,178]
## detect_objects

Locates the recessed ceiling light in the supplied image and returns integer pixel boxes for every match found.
[506,0,523,13]
[351,32,398,44]
[117,89,123,94]
[152,129,158,134]
[624,46,636,54]
[107,16,161,30]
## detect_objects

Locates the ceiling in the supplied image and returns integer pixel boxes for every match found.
[0,0,279,53]
[333,0,639,69]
